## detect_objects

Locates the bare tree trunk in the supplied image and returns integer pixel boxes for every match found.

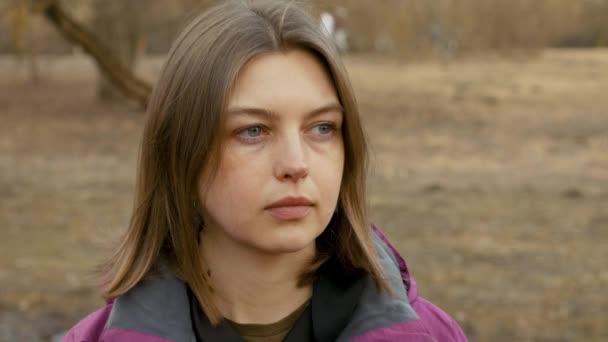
[42,0,152,107]
[8,0,40,83]
[92,0,145,102]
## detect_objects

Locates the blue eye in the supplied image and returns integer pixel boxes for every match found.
[235,125,266,144]
[316,123,333,134]
[243,126,263,137]
[313,123,336,135]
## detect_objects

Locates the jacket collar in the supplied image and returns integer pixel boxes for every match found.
[105,231,418,341]
[335,232,418,341]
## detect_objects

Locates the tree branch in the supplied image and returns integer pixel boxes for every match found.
[41,0,152,107]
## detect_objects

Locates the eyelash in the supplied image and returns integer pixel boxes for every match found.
[234,122,338,144]
[235,125,268,144]
[310,123,337,137]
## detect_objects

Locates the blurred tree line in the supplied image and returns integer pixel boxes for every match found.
[310,0,608,56]
[2,0,608,103]
[3,0,608,56]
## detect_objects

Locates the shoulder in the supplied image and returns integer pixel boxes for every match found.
[371,226,468,342]
[409,297,468,342]
[63,273,194,342]
[62,297,180,342]
[61,302,113,342]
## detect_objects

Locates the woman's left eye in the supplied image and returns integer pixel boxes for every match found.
[311,123,336,136]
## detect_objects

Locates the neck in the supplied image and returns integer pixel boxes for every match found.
[199,229,315,324]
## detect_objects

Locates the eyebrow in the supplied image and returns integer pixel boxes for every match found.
[226,103,343,119]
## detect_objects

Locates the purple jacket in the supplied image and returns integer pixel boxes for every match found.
[62,227,467,341]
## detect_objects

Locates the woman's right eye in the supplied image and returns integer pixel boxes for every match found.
[243,126,262,137]
[235,125,266,143]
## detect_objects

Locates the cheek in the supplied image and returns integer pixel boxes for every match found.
[317,144,345,210]
[200,153,265,225]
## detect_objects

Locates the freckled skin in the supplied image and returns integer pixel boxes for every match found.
[199,49,345,256]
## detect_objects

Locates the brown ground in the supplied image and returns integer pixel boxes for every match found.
[1,49,607,341]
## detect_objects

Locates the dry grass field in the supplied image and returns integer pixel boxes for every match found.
[1,49,607,341]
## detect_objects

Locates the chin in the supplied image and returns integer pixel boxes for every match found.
[256,224,321,255]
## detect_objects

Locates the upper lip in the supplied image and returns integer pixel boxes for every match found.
[265,196,313,209]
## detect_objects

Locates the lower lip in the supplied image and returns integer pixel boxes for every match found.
[266,206,311,221]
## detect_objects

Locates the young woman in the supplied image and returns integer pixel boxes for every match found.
[63,1,467,341]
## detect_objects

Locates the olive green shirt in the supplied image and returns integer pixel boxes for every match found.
[226,300,310,342]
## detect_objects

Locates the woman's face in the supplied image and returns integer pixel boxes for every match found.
[199,49,344,255]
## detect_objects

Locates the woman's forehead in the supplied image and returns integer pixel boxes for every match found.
[226,49,340,113]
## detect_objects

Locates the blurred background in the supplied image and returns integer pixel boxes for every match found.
[1,0,607,341]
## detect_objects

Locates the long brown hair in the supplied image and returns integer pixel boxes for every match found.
[101,0,387,324]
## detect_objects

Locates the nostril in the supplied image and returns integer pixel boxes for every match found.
[280,165,308,182]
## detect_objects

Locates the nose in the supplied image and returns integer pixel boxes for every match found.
[273,134,309,182]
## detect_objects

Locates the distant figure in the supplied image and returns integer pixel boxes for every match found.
[320,10,349,53]
[320,12,335,36]
[60,1,467,341]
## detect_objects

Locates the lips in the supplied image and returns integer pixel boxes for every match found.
[265,196,313,221]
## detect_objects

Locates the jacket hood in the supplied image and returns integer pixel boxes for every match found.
[103,229,419,341]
